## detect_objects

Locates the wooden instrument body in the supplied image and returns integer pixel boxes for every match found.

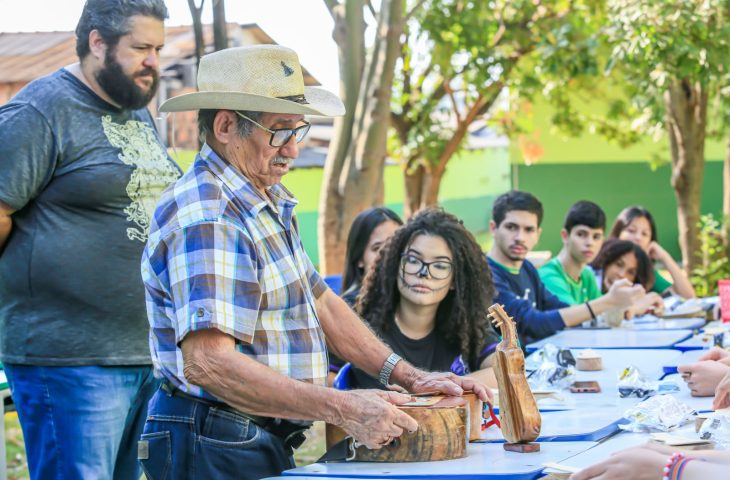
[489,304,541,443]
[325,396,468,462]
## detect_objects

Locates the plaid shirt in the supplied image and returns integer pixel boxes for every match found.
[142,144,329,399]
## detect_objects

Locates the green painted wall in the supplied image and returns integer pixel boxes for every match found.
[515,160,724,259]
[170,147,511,267]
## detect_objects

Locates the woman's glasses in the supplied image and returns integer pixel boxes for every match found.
[400,254,452,280]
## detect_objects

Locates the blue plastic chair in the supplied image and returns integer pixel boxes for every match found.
[324,274,343,295]
[332,362,353,390]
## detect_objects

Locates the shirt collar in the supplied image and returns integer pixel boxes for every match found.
[198,143,299,226]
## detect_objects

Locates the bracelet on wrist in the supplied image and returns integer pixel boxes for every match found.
[585,301,597,320]
[663,453,694,480]
[379,352,403,386]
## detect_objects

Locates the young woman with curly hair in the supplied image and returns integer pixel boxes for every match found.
[350,208,500,389]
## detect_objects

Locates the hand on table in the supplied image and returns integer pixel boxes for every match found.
[678,361,730,396]
[335,389,418,449]
[404,370,494,403]
[626,292,665,318]
[570,445,668,480]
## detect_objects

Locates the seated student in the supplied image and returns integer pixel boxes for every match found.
[609,205,695,298]
[329,207,403,379]
[341,207,403,306]
[589,239,665,326]
[538,201,606,306]
[571,442,730,480]
[487,191,644,345]
[350,208,500,389]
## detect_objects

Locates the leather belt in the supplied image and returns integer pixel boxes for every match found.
[160,380,311,450]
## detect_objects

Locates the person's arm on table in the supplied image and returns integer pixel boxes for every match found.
[649,241,695,298]
[558,279,644,327]
[570,444,730,480]
[316,289,492,402]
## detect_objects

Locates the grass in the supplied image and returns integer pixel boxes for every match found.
[3,411,326,478]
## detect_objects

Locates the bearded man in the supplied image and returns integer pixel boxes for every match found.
[0,1,180,478]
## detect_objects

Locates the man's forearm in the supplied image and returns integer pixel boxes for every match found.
[559,295,618,328]
[184,334,347,422]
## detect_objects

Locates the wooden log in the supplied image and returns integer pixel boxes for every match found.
[325,395,468,462]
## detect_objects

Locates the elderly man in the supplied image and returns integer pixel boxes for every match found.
[139,45,490,478]
[0,1,179,478]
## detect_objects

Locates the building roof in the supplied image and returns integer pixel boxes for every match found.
[0,23,320,85]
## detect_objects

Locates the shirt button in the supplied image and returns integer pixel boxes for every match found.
[196,308,205,317]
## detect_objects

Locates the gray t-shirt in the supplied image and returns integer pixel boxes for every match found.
[0,68,181,366]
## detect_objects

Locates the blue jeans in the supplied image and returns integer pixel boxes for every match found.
[4,364,158,480]
[140,387,295,479]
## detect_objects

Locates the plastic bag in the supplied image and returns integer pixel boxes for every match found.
[525,343,576,390]
[698,412,730,449]
[620,394,696,432]
[617,365,657,398]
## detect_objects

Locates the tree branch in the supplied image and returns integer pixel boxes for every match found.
[444,79,462,123]
[323,0,340,19]
[405,0,427,21]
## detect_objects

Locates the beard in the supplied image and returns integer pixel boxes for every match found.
[96,47,159,110]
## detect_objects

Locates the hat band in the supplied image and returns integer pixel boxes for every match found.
[280,94,309,105]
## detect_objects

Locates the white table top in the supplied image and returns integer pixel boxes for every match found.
[674,333,730,352]
[283,441,597,479]
[623,316,706,331]
[477,408,626,443]
[660,374,715,413]
[528,349,681,411]
[526,329,693,352]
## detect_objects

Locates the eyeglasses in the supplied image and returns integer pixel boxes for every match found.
[400,254,453,280]
[236,111,311,147]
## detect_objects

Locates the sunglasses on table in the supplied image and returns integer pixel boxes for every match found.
[236,112,311,147]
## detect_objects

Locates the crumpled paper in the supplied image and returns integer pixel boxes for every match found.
[620,394,696,432]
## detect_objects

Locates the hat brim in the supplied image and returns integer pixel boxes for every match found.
[159,86,345,117]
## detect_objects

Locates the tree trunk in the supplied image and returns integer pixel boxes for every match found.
[317,0,404,274]
[212,0,228,51]
[402,163,444,219]
[187,0,205,67]
[664,79,707,274]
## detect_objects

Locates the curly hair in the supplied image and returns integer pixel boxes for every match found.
[356,208,496,368]
[591,238,655,292]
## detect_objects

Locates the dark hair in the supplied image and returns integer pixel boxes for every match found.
[342,207,403,296]
[591,239,654,292]
[564,200,606,232]
[75,0,169,59]
[197,110,263,143]
[492,191,543,227]
[609,206,658,243]
[357,208,496,367]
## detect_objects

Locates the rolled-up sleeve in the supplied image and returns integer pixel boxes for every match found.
[164,220,261,345]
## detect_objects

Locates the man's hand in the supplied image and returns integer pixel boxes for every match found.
[402,370,493,403]
[713,369,730,410]
[570,446,668,480]
[334,390,418,449]
[699,346,730,362]
[605,278,645,310]
[678,361,730,396]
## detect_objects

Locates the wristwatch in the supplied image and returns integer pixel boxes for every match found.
[379,353,402,386]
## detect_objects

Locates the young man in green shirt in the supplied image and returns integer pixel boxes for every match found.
[539,201,605,305]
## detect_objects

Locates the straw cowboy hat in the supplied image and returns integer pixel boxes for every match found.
[160,44,345,117]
